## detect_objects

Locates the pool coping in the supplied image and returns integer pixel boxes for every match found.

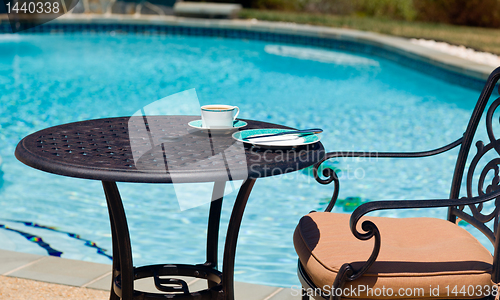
[0,248,299,299]
[1,13,496,82]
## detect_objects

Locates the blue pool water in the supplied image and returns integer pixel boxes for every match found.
[0,32,492,287]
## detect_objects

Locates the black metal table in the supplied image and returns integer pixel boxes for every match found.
[15,115,325,300]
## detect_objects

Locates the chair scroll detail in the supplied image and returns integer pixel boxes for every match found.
[297,66,500,300]
[451,97,500,244]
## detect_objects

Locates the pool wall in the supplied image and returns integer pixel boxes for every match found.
[0,14,496,91]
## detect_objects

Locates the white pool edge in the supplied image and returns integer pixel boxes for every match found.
[0,13,493,80]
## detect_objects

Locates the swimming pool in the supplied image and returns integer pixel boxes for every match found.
[0,32,489,287]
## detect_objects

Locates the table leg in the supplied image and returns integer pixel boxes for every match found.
[206,181,225,288]
[106,198,121,300]
[102,181,134,300]
[222,178,257,300]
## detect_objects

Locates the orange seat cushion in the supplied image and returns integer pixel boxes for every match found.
[294,212,493,299]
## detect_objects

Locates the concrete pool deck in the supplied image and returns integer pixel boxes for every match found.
[0,249,299,299]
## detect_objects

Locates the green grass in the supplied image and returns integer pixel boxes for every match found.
[239,9,500,55]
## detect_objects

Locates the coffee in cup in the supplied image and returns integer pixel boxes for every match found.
[201,105,240,128]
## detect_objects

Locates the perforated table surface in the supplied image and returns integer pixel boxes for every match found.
[15,115,325,183]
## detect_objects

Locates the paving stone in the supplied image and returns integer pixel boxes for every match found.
[189,280,280,300]
[84,271,113,291]
[7,256,111,287]
[233,282,281,300]
[268,287,302,300]
[0,249,44,275]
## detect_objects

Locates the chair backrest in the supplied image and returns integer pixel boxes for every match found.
[447,67,500,281]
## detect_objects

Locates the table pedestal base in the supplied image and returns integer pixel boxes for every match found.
[113,263,223,300]
[103,179,257,300]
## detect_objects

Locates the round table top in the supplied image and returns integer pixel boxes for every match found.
[15,116,325,183]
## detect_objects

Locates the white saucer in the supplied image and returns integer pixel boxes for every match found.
[188,119,247,133]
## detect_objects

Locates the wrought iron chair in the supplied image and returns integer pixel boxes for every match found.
[294,67,500,300]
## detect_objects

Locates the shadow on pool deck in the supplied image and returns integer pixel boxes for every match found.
[0,249,298,300]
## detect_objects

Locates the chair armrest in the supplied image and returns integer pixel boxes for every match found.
[350,187,500,236]
[314,137,462,185]
[314,137,463,212]
[324,136,463,161]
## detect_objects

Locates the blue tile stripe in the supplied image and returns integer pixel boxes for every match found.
[0,20,490,91]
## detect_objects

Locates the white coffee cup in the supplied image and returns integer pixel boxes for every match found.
[201,105,240,128]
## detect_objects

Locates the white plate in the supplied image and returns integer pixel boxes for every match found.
[232,128,321,149]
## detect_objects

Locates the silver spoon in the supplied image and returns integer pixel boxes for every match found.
[243,128,323,141]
